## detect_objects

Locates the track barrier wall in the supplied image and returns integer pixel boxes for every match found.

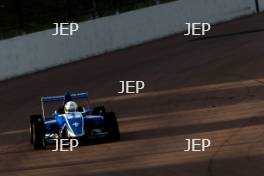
[0,0,258,81]
[259,0,264,11]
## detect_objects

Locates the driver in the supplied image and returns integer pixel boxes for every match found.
[64,101,78,113]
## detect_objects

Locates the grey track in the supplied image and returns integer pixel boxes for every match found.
[0,13,264,176]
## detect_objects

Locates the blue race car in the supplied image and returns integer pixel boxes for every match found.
[29,92,120,150]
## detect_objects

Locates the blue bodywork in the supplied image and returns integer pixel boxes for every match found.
[41,92,107,143]
[41,92,89,103]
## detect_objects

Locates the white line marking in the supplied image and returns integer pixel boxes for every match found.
[0,129,28,136]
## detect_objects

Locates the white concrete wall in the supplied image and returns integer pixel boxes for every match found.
[0,0,257,81]
[259,0,264,11]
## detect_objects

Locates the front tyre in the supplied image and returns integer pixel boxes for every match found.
[104,112,120,141]
[31,117,46,150]
[29,115,42,144]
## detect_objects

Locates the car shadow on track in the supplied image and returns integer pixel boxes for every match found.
[121,115,264,141]
[77,154,264,176]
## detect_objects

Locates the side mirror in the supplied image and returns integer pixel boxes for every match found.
[53,111,58,116]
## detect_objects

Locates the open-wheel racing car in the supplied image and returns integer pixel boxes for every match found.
[29,92,120,150]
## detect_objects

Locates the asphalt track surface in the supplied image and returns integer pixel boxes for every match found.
[1,13,264,176]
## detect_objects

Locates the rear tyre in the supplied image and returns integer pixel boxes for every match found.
[92,106,106,116]
[104,112,120,141]
[31,116,46,150]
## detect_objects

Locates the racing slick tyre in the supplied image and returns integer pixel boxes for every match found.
[29,115,43,144]
[31,116,46,150]
[92,106,106,116]
[104,112,120,141]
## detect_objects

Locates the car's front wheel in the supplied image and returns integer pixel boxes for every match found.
[29,115,42,144]
[104,112,120,141]
[31,116,46,150]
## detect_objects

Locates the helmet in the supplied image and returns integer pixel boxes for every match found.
[64,101,78,113]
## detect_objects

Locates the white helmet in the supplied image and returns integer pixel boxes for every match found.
[64,101,78,113]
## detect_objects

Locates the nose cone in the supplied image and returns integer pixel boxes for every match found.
[65,113,84,137]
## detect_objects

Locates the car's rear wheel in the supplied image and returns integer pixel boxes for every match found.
[104,112,120,141]
[31,116,46,150]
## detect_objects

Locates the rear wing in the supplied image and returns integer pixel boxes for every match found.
[41,92,89,117]
[41,92,88,103]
